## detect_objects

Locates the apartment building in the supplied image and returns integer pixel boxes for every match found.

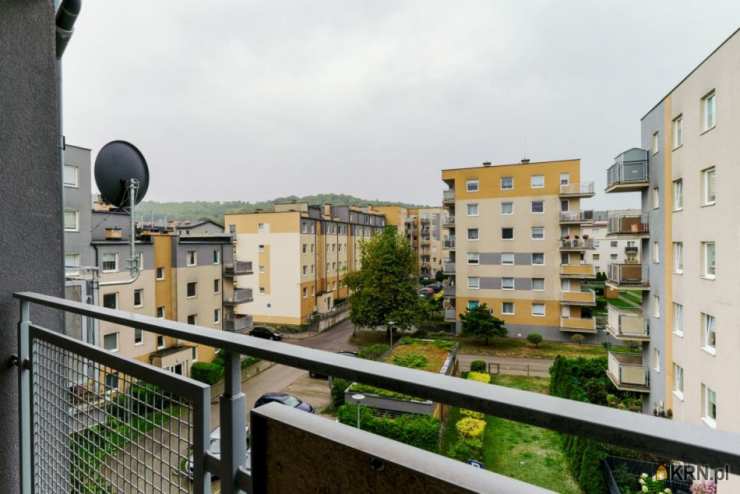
[225,203,385,326]
[442,159,596,340]
[582,210,643,275]
[605,31,740,491]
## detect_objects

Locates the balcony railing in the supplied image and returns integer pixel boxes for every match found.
[13,292,740,493]
[606,148,649,192]
[443,261,455,274]
[559,182,595,197]
[442,216,455,228]
[224,287,253,305]
[560,263,597,278]
[608,214,649,235]
[607,305,649,340]
[224,314,254,333]
[559,238,595,250]
[443,238,455,249]
[607,263,649,289]
[560,290,596,306]
[444,308,457,321]
[558,210,593,223]
[607,351,650,393]
[442,190,455,203]
[559,316,597,333]
[223,261,253,277]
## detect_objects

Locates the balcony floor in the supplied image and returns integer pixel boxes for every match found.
[605,182,649,193]
[606,370,650,393]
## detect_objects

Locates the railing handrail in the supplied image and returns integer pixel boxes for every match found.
[13,291,740,474]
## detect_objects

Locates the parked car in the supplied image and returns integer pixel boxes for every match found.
[249,326,282,341]
[417,287,434,298]
[254,392,315,413]
[309,351,358,379]
[183,426,250,480]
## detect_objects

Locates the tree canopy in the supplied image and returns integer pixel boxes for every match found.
[460,304,507,344]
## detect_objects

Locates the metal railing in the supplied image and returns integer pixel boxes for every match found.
[607,152,649,189]
[442,190,455,202]
[14,292,740,493]
[442,261,455,274]
[224,288,253,305]
[559,182,595,196]
[608,213,649,235]
[559,316,597,332]
[558,210,593,223]
[443,238,455,249]
[560,289,596,305]
[607,351,650,392]
[223,314,253,333]
[607,305,649,340]
[608,263,648,287]
[224,261,253,277]
[560,238,595,250]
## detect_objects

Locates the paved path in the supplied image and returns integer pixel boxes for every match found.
[457,353,554,378]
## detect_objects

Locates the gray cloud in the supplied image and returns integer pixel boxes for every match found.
[62,1,740,209]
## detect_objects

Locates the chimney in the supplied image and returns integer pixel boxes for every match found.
[521,158,530,164]
[482,161,492,167]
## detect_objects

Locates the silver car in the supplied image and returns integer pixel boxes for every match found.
[183,426,250,480]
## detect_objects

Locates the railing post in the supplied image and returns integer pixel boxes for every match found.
[220,351,247,494]
[17,300,32,494]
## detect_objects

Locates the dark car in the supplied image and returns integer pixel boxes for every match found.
[309,351,357,379]
[249,326,282,341]
[254,393,314,413]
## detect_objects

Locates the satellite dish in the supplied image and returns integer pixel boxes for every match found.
[94,140,149,209]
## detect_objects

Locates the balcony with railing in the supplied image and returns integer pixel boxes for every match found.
[607,351,650,393]
[443,237,455,250]
[443,261,455,275]
[607,305,649,341]
[442,216,455,228]
[559,238,595,251]
[224,287,253,305]
[560,263,596,278]
[560,289,596,306]
[223,261,253,277]
[10,292,740,493]
[607,263,649,290]
[608,213,649,236]
[442,189,455,204]
[559,182,595,198]
[606,148,649,193]
[559,316,597,333]
[443,308,457,322]
[558,210,593,224]
[223,314,254,333]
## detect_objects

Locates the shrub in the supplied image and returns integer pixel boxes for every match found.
[455,417,486,439]
[392,353,428,369]
[337,405,440,452]
[241,356,259,369]
[526,333,543,347]
[190,362,224,385]
[398,336,414,345]
[432,339,456,350]
[357,343,390,360]
[571,334,585,345]
[467,371,491,384]
[469,360,487,372]
[331,378,350,408]
[448,438,483,462]
[460,409,484,420]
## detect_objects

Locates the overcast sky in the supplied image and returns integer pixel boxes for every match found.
[63,1,740,209]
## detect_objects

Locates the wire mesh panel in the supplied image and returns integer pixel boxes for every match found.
[29,327,209,494]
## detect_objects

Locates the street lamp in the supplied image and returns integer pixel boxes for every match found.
[388,320,396,348]
[352,393,365,429]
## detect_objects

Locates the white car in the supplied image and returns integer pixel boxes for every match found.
[183,426,250,480]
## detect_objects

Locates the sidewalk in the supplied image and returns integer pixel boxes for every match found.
[457,353,553,378]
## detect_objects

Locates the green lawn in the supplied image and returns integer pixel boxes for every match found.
[607,290,642,310]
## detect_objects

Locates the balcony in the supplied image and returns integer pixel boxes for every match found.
[442,189,455,204]
[606,148,649,193]
[560,290,596,306]
[559,238,595,251]
[224,287,253,305]
[560,263,596,278]
[443,238,455,250]
[223,260,253,277]
[11,291,740,493]
[443,261,455,275]
[607,351,650,393]
[224,314,254,333]
[607,263,649,290]
[558,210,593,224]
[607,213,649,236]
[442,216,455,228]
[444,308,457,321]
[560,316,597,333]
[559,182,595,198]
[607,305,649,341]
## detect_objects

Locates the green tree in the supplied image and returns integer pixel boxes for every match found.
[460,304,507,344]
[345,226,420,332]
[526,333,543,347]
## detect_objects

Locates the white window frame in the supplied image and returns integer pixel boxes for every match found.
[213,249,220,265]
[501,277,515,290]
[467,276,480,290]
[702,312,716,355]
[654,348,661,373]
[702,241,716,279]
[134,328,144,346]
[500,202,513,215]
[156,306,165,318]
[102,253,118,273]
[156,267,165,280]
[530,175,545,189]
[652,187,660,209]
[702,384,717,429]
[531,303,546,317]
[187,250,197,267]
[466,203,479,216]
[531,200,544,214]
[702,167,716,206]
[467,228,479,241]
[64,209,79,232]
[63,164,79,187]
[652,294,660,318]
[531,226,545,240]
[186,281,197,299]
[501,302,515,315]
[559,173,570,186]
[466,252,480,265]
[466,179,479,192]
[532,278,545,291]
[673,242,683,274]
[702,90,716,132]
[673,302,684,337]
[672,363,684,400]
[213,279,220,294]
[157,335,165,349]
[672,115,683,149]
[103,332,119,353]
[500,253,514,265]
[65,253,81,270]
[672,178,683,211]
[500,176,513,191]
[133,288,144,308]
[652,131,660,155]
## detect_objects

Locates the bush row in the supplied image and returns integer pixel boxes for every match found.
[337,404,440,452]
[190,353,260,385]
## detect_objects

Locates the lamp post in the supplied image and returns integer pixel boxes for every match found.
[352,393,365,429]
[388,320,395,348]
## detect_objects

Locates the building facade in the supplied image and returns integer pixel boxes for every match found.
[225,203,385,326]
[582,210,643,275]
[605,29,740,491]
[442,159,596,340]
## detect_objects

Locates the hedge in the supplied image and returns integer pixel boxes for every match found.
[191,361,224,385]
[357,343,389,360]
[470,360,486,372]
[337,404,440,452]
[331,378,350,408]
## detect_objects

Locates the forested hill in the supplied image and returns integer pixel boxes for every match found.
[135,194,429,223]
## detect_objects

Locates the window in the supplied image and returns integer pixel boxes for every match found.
[610,253,618,261]
[702,313,716,353]
[467,253,480,265]
[652,131,660,155]
[103,293,117,309]
[186,282,197,298]
[63,164,79,187]
[500,176,513,190]
[654,348,661,372]
[156,267,164,280]
[466,179,479,192]
[500,202,513,215]
[531,227,544,240]
[156,306,165,318]
[652,294,660,318]
[702,385,717,428]
[501,253,514,265]
[652,241,660,263]
[65,253,80,270]
[702,167,716,205]
[259,287,265,294]
[258,244,265,252]
[467,277,480,289]
[258,222,266,232]
[531,303,545,317]
[302,265,307,275]
[134,328,143,345]
[157,335,165,349]
[673,303,684,336]
[103,333,118,352]
[133,289,143,308]
[187,314,197,325]
[672,179,683,210]
[532,278,544,291]
[467,203,479,216]
[259,265,265,274]
[673,242,683,273]
[213,279,220,293]
[105,372,119,391]
[652,187,660,209]
[502,277,514,290]
[64,209,79,231]
[187,250,197,266]
[531,201,544,213]
[673,363,684,399]
[502,302,514,315]
[560,173,570,186]
[702,91,716,131]
[466,300,479,311]
[212,250,220,264]
[467,228,479,241]
[192,347,198,361]
[303,287,308,298]
[501,228,513,240]
[702,241,716,279]
[532,253,544,265]
[610,240,618,248]
[530,175,544,188]
[672,115,683,149]
[302,243,307,253]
